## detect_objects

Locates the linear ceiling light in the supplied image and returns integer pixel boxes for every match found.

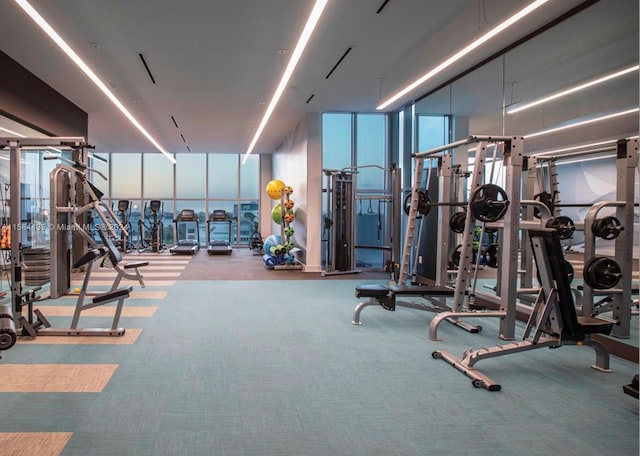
[508,64,639,114]
[242,0,328,164]
[524,108,639,139]
[0,126,26,137]
[14,0,176,164]
[376,0,549,111]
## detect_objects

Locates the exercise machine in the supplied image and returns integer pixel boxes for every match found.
[115,200,133,252]
[137,200,165,253]
[322,165,401,276]
[433,227,615,391]
[19,227,144,338]
[170,209,200,255]
[207,210,232,255]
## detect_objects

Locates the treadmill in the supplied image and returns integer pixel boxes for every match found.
[207,210,232,255]
[170,209,200,255]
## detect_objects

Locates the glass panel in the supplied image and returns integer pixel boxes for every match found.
[90,154,110,200]
[111,154,142,198]
[176,153,205,198]
[240,154,259,199]
[143,153,174,199]
[111,153,141,198]
[356,113,386,191]
[175,200,206,246]
[237,201,259,245]
[208,155,238,198]
[322,113,352,170]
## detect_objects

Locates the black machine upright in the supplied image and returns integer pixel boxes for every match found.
[170,209,200,255]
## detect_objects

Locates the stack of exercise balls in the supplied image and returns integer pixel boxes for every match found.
[0,225,11,250]
[263,179,296,269]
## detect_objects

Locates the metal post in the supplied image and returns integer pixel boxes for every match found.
[498,137,523,340]
[611,138,637,338]
[436,155,453,287]
[8,141,22,325]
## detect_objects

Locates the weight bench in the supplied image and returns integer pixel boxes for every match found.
[353,284,488,334]
[433,227,615,391]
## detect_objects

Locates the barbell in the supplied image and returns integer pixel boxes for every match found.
[404,184,509,223]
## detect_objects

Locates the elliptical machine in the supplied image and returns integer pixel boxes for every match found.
[137,200,165,253]
[115,200,133,252]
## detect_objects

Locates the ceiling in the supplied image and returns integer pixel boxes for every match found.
[0,0,635,157]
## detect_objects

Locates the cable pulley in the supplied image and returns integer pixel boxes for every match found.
[583,256,622,290]
[469,184,509,223]
[545,216,576,240]
[591,216,623,240]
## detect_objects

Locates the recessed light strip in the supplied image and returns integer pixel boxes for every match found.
[0,126,26,137]
[14,0,176,164]
[508,64,639,114]
[376,0,549,110]
[524,108,639,139]
[242,0,328,164]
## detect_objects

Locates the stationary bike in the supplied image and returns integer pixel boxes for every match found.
[137,200,165,253]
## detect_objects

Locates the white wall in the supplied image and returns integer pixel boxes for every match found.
[269,113,323,272]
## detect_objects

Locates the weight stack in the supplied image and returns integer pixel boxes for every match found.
[22,248,51,286]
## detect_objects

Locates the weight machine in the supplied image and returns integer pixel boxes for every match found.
[0,137,126,339]
[433,227,615,391]
[322,165,401,277]
[530,138,638,338]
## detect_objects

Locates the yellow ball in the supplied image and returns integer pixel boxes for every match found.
[266,179,286,200]
[74,288,80,293]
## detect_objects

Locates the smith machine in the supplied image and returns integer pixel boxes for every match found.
[524,138,638,339]
[354,136,530,338]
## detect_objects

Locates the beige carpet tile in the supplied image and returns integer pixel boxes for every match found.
[71,280,176,287]
[34,306,157,317]
[59,290,167,299]
[18,328,143,345]
[0,364,118,392]
[0,432,73,456]
[87,271,183,278]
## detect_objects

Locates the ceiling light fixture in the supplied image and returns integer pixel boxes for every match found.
[0,126,26,137]
[14,0,176,164]
[524,108,639,139]
[556,154,616,166]
[376,0,549,111]
[508,64,639,114]
[242,0,328,164]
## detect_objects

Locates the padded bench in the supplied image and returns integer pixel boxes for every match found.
[355,284,454,311]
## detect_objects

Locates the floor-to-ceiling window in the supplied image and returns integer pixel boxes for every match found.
[96,152,259,248]
[321,112,390,270]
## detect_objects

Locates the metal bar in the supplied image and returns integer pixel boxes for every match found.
[413,135,515,158]
[9,141,23,326]
[0,137,85,148]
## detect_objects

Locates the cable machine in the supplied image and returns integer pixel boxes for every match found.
[321,165,401,277]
